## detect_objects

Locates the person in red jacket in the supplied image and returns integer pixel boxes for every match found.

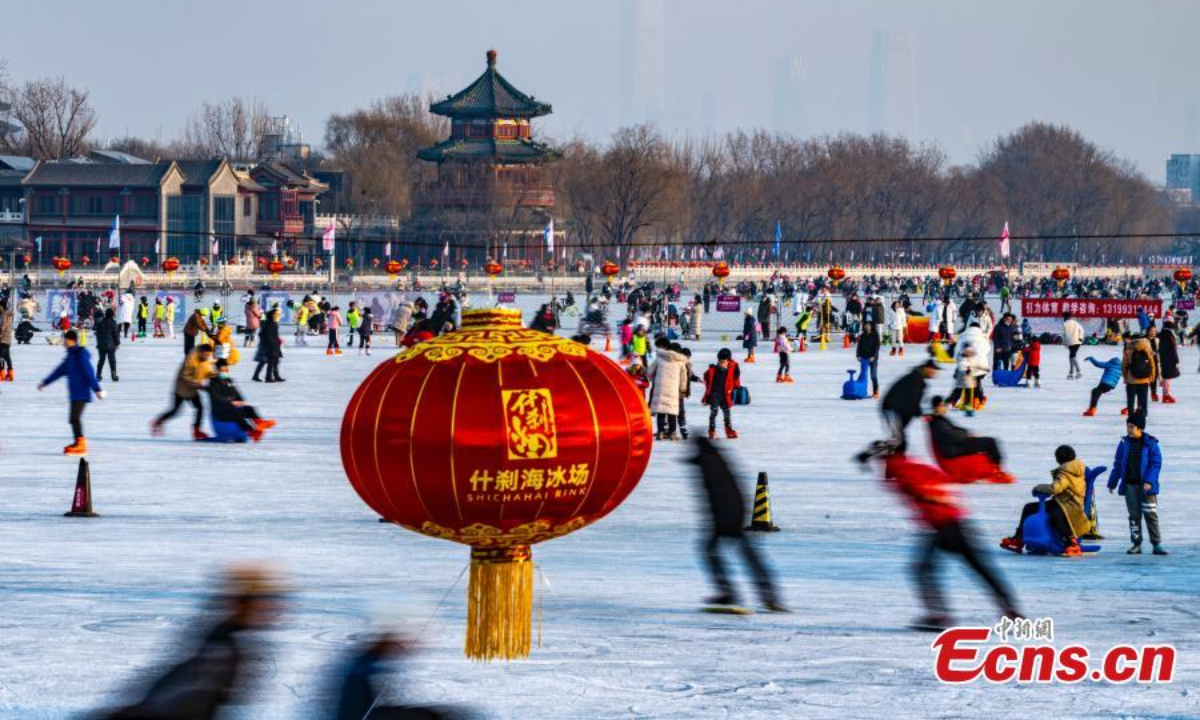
[1024,338,1042,388]
[858,440,1021,631]
[702,348,741,439]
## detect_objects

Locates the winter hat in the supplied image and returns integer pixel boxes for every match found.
[1128,411,1147,431]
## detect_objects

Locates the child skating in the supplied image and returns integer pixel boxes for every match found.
[38,330,104,456]
[1106,411,1166,555]
[774,327,793,383]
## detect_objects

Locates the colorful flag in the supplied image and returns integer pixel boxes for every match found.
[270,239,278,257]
[211,237,220,255]
[322,220,336,253]
[107,215,121,250]
[502,241,508,259]
[442,241,450,257]
[384,241,391,258]
[95,236,101,254]
[154,235,161,256]
[35,236,42,253]
[999,222,1011,260]
[774,220,782,259]
[544,218,554,253]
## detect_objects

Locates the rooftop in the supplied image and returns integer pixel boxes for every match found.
[417,137,559,165]
[23,161,176,188]
[429,50,551,120]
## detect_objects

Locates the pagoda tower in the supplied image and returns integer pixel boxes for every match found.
[412,50,559,266]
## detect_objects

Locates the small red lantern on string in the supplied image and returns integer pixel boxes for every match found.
[1051,266,1071,288]
[140,256,150,267]
[372,257,381,270]
[53,256,72,277]
[1173,267,1192,292]
[429,258,439,270]
[385,260,402,277]
[345,257,354,269]
[161,257,180,278]
[22,254,31,267]
[938,265,957,287]
[199,256,210,266]
[313,257,323,269]
[110,255,119,265]
[285,257,297,269]
[341,309,652,661]
[485,260,504,277]
[268,260,285,276]
[827,265,846,287]
[229,257,240,266]
[257,256,268,268]
[711,261,731,286]
[81,255,90,267]
[460,257,470,269]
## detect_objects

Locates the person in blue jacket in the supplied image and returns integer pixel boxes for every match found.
[1106,410,1166,555]
[1136,307,1151,333]
[1082,355,1123,416]
[38,329,104,456]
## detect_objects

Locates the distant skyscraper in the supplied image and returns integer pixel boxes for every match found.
[1166,154,1200,202]
[866,29,919,138]
[773,56,806,137]
[618,0,665,127]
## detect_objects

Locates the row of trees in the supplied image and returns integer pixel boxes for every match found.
[0,62,1188,264]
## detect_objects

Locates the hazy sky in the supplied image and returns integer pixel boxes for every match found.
[6,0,1198,179]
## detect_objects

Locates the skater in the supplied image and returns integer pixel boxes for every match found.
[647,338,687,440]
[888,300,907,356]
[101,564,286,719]
[252,308,284,383]
[774,327,793,383]
[0,300,12,381]
[857,441,1020,630]
[213,317,239,367]
[880,360,940,450]
[118,290,135,338]
[687,436,784,612]
[37,330,104,456]
[152,297,165,338]
[94,308,121,381]
[701,348,742,439]
[357,307,373,355]
[690,296,703,340]
[243,297,262,348]
[326,305,343,355]
[856,319,881,398]
[678,347,696,440]
[1122,333,1156,417]
[993,314,1016,371]
[164,296,177,339]
[206,359,274,442]
[136,296,149,338]
[1063,311,1085,378]
[346,302,360,347]
[756,295,773,340]
[1158,318,1180,403]
[331,633,467,720]
[1107,411,1167,555]
[151,344,215,440]
[294,300,309,346]
[741,309,758,363]
[183,308,210,357]
[1000,445,1088,555]
[927,395,1007,473]
[1024,337,1042,388]
[630,324,648,364]
[1082,354,1123,416]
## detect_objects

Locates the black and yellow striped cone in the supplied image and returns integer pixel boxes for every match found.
[746,471,780,532]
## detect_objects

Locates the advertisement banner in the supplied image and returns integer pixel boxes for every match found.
[497,291,517,304]
[1020,298,1162,319]
[45,290,77,324]
[715,295,741,313]
[155,291,187,325]
[258,291,293,324]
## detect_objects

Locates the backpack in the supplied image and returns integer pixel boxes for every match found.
[732,386,751,406]
[1129,347,1153,380]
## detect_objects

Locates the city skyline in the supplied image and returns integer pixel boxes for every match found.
[4,0,1198,179]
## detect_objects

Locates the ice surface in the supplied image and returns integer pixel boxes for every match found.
[2,296,1198,718]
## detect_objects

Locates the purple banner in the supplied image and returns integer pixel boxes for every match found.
[715,295,741,313]
[1176,298,1195,311]
[497,291,517,303]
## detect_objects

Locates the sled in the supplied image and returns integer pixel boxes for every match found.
[992,356,1029,388]
[207,418,249,444]
[841,358,871,400]
[1021,466,1106,556]
[927,421,1011,485]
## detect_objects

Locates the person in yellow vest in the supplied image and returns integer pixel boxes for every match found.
[293,301,309,346]
[137,296,150,337]
[153,297,166,338]
[213,317,240,366]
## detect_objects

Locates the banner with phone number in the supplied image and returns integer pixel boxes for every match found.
[1021,298,1162,319]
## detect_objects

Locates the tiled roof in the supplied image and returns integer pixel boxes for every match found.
[429,50,551,119]
[89,150,151,164]
[23,161,174,187]
[251,162,327,191]
[175,159,224,187]
[0,155,35,172]
[417,138,559,164]
[0,170,26,187]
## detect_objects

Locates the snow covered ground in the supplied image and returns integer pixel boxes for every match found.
[3,296,1199,718]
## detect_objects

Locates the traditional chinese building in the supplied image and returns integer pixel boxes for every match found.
[410,50,559,266]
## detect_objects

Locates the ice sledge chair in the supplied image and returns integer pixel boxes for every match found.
[926,419,1011,484]
[841,358,871,400]
[1022,466,1106,556]
[208,416,249,443]
[992,354,1028,387]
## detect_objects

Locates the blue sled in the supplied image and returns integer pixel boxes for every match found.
[992,358,1028,387]
[206,417,249,444]
[841,358,871,400]
[1022,466,1106,555]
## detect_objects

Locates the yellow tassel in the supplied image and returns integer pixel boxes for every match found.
[465,545,533,661]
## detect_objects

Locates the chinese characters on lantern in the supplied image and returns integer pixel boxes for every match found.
[466,463,592,503]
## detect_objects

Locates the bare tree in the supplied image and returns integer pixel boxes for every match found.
[9,76,97,160]
[179,97,271,161]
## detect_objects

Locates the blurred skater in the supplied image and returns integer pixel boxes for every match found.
[38,329,104,456]
[332,633,467,719]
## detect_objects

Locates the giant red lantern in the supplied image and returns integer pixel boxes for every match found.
[827,265,846,286]
[485,260,504,277]
[161,257,180,278]
[1173,267,1192,291]
[52,256,72,277]
[341,309,652,660]
[385,260,402,277]
[938,265,957,286]
[712,261,731,286]
[267,259,285,276]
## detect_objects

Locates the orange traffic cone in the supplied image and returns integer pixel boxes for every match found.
[604,334,612,352]
[65,458,98,518]
[842,333,851,349]
[798,336,806,352]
